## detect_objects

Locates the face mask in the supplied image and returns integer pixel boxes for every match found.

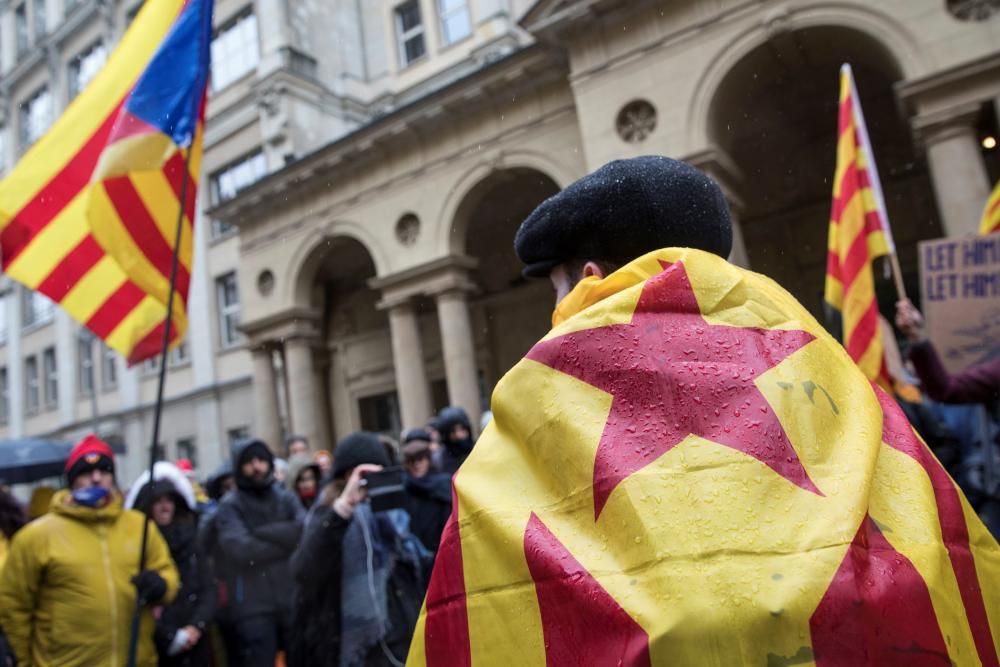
[71,486,110,508]
[299,487,317,500]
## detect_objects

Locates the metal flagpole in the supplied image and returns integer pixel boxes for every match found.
[126,144,193,667]
[844,63,908,301]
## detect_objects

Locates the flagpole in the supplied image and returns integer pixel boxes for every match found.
[844,63,908,301]
[126,144,193,667]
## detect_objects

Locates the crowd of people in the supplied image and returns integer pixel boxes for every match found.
[0,405,477,667]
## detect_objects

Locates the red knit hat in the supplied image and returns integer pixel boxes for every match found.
[65,434,115,482]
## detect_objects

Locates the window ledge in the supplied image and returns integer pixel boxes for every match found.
[21,318,54,335]
[209,228,240,246]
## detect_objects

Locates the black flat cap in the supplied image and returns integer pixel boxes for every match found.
[514,156,732,277]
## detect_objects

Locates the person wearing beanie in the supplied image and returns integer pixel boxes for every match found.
[0,434,179,666]
[435,405,475,474]
[127,462,215,667]
[288,432,432,667]
[401,433,452,558]
[214,438,304,666]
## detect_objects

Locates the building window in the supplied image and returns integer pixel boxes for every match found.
[0,367,9,424]
[21,289,54,329]
[20,87,53,151]
[395,0,426,67]
[359,391,402,436]
[32,0,45,38]
[42,346,57,409]
[0,296,7,344]
[209,151,267,205]
[142,355,160,375]
[101,344,117,390]
[216,272,242,347]
[210,219,237,240]
[211,12,259,91]
[24,356,39,415]
[15,5,29,57]
[68,42,107,99]
[227,426,249,447]
[78,336,94,396]
[177,437,197,467]
[438,0,471,45]
[171,337,189,366]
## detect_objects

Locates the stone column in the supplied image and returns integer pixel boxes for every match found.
[435,289,481,430]
[251,345,282,451]
[387,301,433,428]
[916,108,992,237]
[284,337,328,453]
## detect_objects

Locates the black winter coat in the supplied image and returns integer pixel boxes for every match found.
[155,519,215,666]
[215,483,304,621]
[287,505,428,667]
[404,473,452,554]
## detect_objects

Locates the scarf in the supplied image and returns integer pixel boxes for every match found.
[339,505,428,667]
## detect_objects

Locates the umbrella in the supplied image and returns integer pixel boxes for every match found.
[0,438,73,485]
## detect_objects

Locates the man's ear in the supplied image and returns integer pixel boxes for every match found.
[582,261,607,281]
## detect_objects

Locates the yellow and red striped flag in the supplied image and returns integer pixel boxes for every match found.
[0,0,212,364]
[824,64,893,389]
[980,180,1000,235]
[408,248,1000,666]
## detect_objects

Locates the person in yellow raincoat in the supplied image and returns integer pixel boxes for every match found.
[0,435,178,667]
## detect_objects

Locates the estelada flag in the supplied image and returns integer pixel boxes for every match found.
[409,248,1000,666]
[0,0,212,364]
[824,64,893,390]
[980,180,1000,235]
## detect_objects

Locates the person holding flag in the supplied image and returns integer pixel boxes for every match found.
[405,154,1000,666]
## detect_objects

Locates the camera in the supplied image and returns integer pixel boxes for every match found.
[360,466,407,512]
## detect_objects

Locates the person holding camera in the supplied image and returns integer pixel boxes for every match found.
[288,432,432,667]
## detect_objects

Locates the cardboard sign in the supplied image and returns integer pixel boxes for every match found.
[918,235,1000,373]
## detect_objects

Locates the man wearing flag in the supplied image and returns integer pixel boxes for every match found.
[406,154,1000,666]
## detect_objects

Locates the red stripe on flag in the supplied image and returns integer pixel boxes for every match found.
[845,300,879,363]
[838,95,854,136]
[875,388,999,667]
[85,281,146,339]
[126,319,178,366]
[101,177,191,305]
[826,250,842,282]
[35,236,104,302]
[424,485,471,667]
[0,100,125,266]
[524,513,652,667]
[810,515,951,665]
[831,162,861,223]
[840,225,876,291]
[162,149,197,226]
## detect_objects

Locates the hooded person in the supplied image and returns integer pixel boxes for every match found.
[435,406,475,474]
[0,434,179,667]
[197,459,238,664]
[127,462,215,667]
[288,432,432,667]
[214,438,304,667]
[286,455,322,510]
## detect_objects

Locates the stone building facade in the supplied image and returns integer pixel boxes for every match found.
[0,0,997,483]
[211,0,1000,455]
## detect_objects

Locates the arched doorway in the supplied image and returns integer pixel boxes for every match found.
[708,26,940,320]
[454,168,561,391]
[299,235,398,440]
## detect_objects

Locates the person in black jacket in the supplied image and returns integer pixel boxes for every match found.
[128,465,214,667]
[215,438,304,667]
[400,429,452,556]
[435,406,475,474]
[288,432,432,667]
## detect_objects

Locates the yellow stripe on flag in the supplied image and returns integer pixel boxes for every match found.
[980,180,1000,236]
[4,195,91,286]
[60,256,128,323]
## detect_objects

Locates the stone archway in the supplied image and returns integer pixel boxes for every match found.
[706,25,940,321]
[452,167,561,390]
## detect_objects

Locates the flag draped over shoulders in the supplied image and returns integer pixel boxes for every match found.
[408,248,1000,667]
[0,0,212,364]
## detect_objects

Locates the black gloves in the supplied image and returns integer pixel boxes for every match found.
[131,570,167,605]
